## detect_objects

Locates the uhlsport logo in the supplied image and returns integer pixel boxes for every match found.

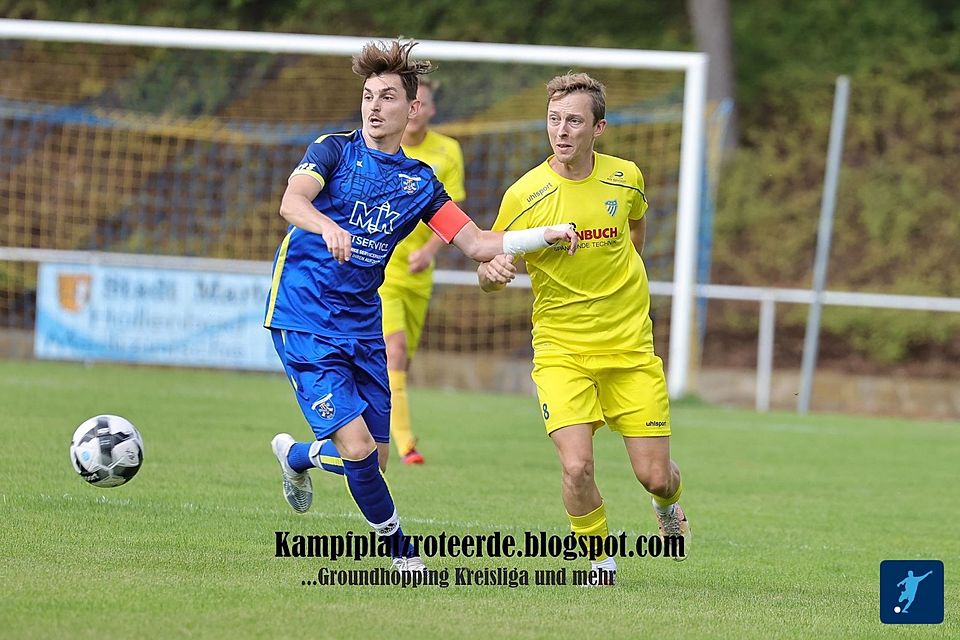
[311,393,336,420]
[526,182,554,203]
[57,273,92,313]
[880,560,943,624]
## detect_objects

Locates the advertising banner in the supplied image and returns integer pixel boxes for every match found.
[35,263,280,371]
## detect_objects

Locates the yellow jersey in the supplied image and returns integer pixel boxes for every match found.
[383,129,466,296]
[493,152,653,355]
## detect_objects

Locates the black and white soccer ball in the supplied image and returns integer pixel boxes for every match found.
[69,415,144,488]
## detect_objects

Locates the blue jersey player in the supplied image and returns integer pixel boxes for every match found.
[265,39,579,574]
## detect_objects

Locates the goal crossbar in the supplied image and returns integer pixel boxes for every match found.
[0,19,703,69]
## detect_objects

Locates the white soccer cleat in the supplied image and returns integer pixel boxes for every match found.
[580,557,617,587]
[271,433,313,513]
[653,500,690,561]
[391,556,428,574]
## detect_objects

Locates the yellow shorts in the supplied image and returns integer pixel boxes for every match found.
[380,285,430,360]
[531,351,671,437]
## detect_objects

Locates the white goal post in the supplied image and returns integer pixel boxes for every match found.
[0,18,707,398]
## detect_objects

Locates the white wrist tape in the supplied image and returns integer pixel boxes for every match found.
[502,224,573,255]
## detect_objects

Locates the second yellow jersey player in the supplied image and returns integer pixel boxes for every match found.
[382,79,466,464]
[383,128,466,336]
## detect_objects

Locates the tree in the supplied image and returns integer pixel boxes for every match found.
[687,0,738,146]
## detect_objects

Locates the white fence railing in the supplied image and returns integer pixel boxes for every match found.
[676,283,960,412]
[3,247,959,412]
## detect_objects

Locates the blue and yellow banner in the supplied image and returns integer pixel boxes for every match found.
[35,263,279,371]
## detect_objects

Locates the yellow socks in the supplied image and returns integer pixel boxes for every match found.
[652,478,683,514]
[568,502,610,562]
[389,370,415,456]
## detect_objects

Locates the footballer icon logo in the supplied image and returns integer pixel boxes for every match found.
[311,393,336,420]
[605,199,619,216]
[880,560,944,624]
[398,173,422,194]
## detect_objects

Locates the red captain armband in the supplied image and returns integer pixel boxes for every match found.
[427,201,471,244]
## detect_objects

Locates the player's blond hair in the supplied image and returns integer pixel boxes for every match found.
[418,75,438,92]
[546,73,606,124]
[352,40,434,101]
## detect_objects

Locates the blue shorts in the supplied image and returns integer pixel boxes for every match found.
[271,329,391,443]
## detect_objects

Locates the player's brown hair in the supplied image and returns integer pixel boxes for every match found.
[546,73,606,124]
[352,40,434,101]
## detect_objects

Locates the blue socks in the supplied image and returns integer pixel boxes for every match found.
[286,443,414,558]
[342,449,415,558]
[286,442,314,472]
[287,439,343,475]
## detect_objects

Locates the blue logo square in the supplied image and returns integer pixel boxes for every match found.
[880,560,944,624]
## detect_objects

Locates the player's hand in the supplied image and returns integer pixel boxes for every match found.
[407,247,435,274]
[544,224,579,255]
[321,220,352,263]
[480,254,517,285]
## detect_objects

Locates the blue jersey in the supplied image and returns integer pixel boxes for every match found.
[264,130,451,338]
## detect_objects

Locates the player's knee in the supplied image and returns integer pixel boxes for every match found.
[336,435,378,461]
[385,334,408,369]
[636,467,671,497]
[561,458,595,490]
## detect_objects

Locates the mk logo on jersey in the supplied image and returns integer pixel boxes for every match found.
[398,173,422,194]
[605,170,626,182]
[605,199,619,216]
[349,200,401,235]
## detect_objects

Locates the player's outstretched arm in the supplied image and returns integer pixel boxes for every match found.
[280,175,353,263]
[451,220,578,263]
[478,254,517,293]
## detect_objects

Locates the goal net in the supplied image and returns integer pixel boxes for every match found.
[0,20,707,395]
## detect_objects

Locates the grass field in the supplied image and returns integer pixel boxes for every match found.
[1,359,957,639]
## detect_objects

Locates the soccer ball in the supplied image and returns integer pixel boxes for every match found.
[69,415,144,488]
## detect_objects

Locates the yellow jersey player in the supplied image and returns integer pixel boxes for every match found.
[381,77,466,465]
[478,73,691,583]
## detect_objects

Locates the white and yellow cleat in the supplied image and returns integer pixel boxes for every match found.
[271,433,313,513]
[653,501,690,561]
